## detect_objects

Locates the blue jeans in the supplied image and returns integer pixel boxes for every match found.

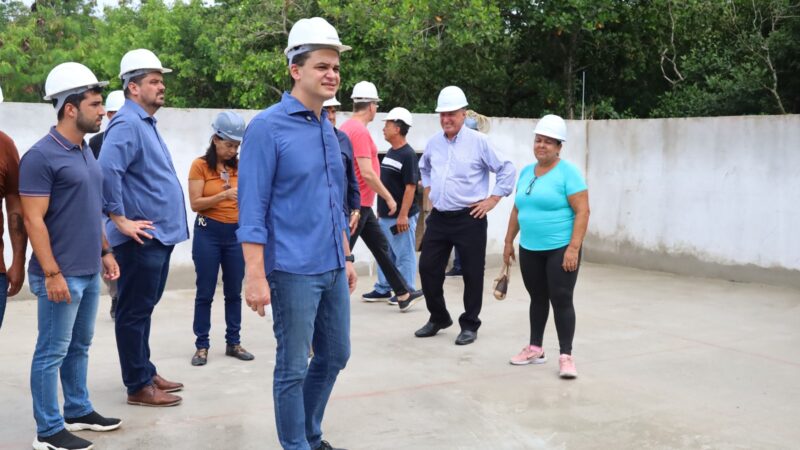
[114,239,173,394]
[375,213,418,293]
[268,269,350,450]
[0,273,7,329]
[192,216,244,349]
[29,273,100,437]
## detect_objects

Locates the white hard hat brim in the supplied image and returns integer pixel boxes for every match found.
[434,102,468,113]
[283,43,352,56]
[42,81,110,101]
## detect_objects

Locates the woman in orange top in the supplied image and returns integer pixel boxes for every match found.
[188,111,253,366]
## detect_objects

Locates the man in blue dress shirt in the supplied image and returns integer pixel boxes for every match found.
[99,49,189,407]
[237,18,357,450]
[415,86,516,346]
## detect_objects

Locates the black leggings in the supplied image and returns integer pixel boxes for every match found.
[519,245,580,355]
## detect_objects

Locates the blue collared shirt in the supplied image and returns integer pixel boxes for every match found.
[236,92,347,276]
[335,128,361,216]
[19,127,103,277]
[98,99,189,247]
[420,126,516,211]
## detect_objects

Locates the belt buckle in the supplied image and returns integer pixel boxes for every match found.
[198,216,207,227]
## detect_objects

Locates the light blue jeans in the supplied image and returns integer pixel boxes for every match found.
[375,213,418,293]
[29,273,100,437]
[268,269,351,450]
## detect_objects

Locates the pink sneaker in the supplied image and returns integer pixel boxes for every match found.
[509,345,547,365]
[559,354,577,379]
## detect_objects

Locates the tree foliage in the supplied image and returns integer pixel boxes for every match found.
[1,0,798,118]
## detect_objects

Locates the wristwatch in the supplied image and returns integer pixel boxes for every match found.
[345,255,355,263]
[101,247,114,257]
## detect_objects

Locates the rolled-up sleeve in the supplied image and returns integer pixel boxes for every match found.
[482,141,516,197]
[98,121,137,216]
[236,118,277,245]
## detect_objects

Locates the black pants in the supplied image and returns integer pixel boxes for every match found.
[350,207,410,296]
[519,245,580,355]
[419,208,487,332]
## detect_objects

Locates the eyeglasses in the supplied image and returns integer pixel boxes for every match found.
[220,169,231,189]
[525,176,538,195]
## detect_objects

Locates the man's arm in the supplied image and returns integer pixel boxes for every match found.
[471,139,517,219]
[21,196,70,303]
[355,157,396,215]
[395,184,417,233]
[342,230,357,293]
[238,117,277,317]
[5,193,27,296]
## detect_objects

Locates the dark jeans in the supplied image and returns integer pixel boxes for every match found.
[192,215,244,349]
[419,208,487,331]
[114,238,174,394]
[350,207,410,296]
[0,273,6,329]
[519,245,580,355]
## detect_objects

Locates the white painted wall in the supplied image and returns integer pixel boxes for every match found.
[1,101,797,286]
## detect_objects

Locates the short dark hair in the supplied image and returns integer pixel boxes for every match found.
[56,87,104,121]
[288,51,312,88]
[393,120,410,137]
[202,135,239,174]
[123,72,149,98]
[353,101,372,113]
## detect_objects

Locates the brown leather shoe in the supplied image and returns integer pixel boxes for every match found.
[127,385,182,407]
[152,374,183,393]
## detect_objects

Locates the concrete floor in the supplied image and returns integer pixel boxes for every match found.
[1,262,799,450]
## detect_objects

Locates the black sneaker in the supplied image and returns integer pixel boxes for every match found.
[65,410,122,432]
[226,344,255,361]
[313,440,347,450]
[445,267,462,277]
[398,290,424,312]
[109,297,118,321]
[33,429,94,450]
[361,289,391,302]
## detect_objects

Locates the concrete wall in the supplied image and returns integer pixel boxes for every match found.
[1,102,797,288]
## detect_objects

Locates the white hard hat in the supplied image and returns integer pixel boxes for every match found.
[382,107,413,127]
[534,114,567,142]
[43,62,109,111]
[105,90,125,112]
[285,17,351,63]
[322,97,341,107]
[435,86,468,112]
[351,81,380,103]
[119,49,172,86]
[212,111,246,142]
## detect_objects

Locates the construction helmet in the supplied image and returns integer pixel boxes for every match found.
[435,86,468,112]
[285,17,351,64]
[105,90,125,112]
[533,114,567,142]
[322,97,341,107]
[212,111,246,142]
[43,62,109,111]
[119,49,172,87]
[464,117,478,130]
[351,81,380,103]
[382,107,413,127]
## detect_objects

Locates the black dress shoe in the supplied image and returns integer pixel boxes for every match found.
[455,330,477,345]
[414,321,452,338]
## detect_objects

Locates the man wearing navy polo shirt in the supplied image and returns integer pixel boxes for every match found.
[21,62,122,450]
[238,17,356,450]
[99,49,189,407]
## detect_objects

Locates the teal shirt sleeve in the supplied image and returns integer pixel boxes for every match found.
[562,161,587,196]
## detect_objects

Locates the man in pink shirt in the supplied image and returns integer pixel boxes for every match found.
[340,81,422,311]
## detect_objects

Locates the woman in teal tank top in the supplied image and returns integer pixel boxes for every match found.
[502,115,590,379]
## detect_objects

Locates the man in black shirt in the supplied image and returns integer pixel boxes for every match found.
[375,107,423,311]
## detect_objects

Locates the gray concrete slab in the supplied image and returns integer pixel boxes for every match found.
[1,263,799,449]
